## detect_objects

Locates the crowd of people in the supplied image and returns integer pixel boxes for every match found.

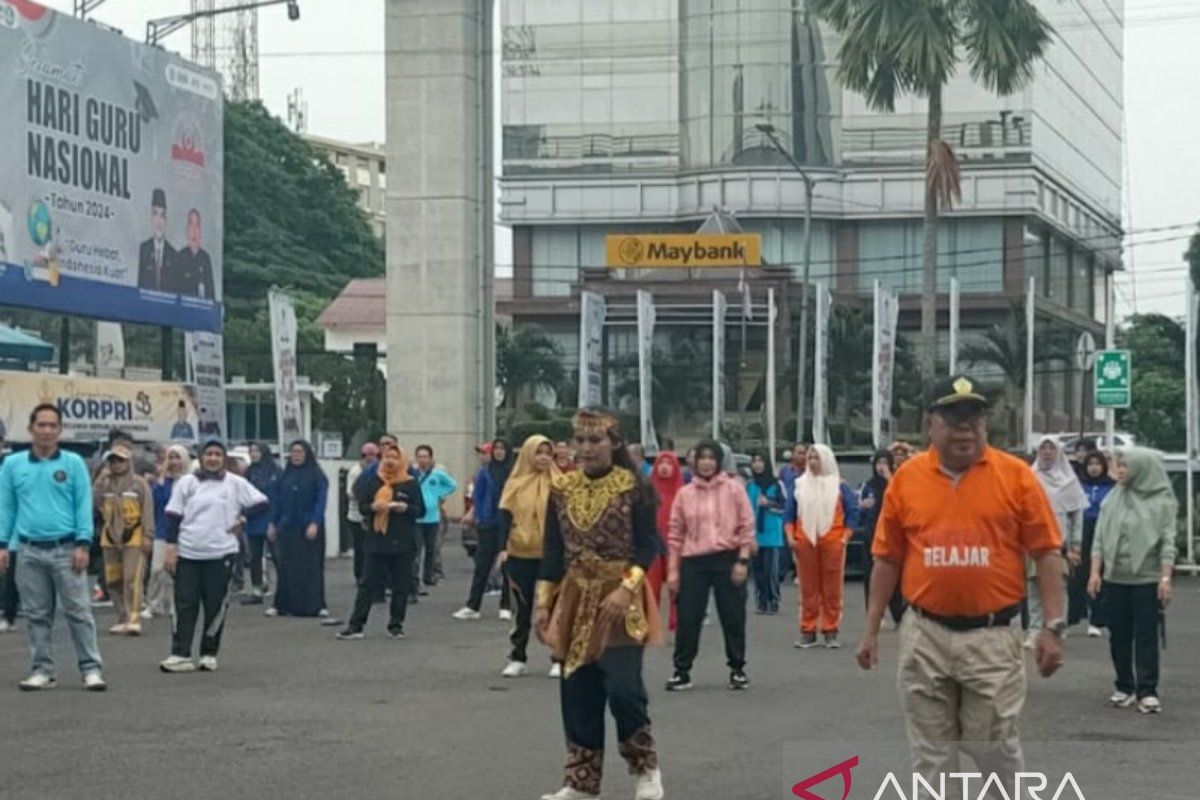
[0,373,1183,799]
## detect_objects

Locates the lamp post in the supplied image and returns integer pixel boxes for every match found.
[755,122,838,441]
[147,0,299,45]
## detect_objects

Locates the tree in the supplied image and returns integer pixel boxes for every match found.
[809,0,1054,383]
[1118,313,1186,451]
[496,325,565,412]
[612,331,711,441]
[958,304,1073,445]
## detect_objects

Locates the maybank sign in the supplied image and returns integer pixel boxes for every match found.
[606,234,762,269]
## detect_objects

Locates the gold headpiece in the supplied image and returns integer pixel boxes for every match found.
[572,408,621,439]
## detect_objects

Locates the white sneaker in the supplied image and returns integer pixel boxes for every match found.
[1109,690,1136,708]
[82,671,107,692]
[636,767,665,800]
[499,609,513,622]
[1138,696,1161,714]
[125,623,142,636]
[159,655,197,674]
[198,656,218,672]
[549,662,562,679]
[1087,625,1103,638]
[451,607,482,621]
[139,609,153,621]
[501,660,528,678]
[0,620,13,633]
[539,787,599,800]
[18,672,57,691]
[264,607,279,617]
[109,623,128,635]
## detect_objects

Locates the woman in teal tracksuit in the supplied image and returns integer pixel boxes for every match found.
[746,451,785,615]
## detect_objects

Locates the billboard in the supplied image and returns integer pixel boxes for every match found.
[606,234,761,268]
[0,370,201,443]
[0,1,223,332]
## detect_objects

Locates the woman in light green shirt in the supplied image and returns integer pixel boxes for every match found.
[1087,448,1176,714]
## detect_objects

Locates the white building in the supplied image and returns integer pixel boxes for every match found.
[304,134,387,238]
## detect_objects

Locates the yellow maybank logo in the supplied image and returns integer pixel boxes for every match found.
[605,234,762,268]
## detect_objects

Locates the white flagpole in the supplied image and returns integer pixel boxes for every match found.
[1025,276,1036,453]
[949,276,960,375]
[812,282,829,446]
[712,290,726,439]
[637,290,658,451]
[766,288,777,465]
[872,281,882,449]
[1105,271,1116,446]
[1186,283,1196,567]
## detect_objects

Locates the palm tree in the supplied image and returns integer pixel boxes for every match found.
[809,0,1055,383]
[958,304,1073,444]
[495,325,565,412]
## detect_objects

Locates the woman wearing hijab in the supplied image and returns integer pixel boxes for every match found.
[267,441,328,618]
[160,439,268,673]
[145,444,190,620]
[498,435,560,677]
[1029,437,1086,648]
[1074,450,1116,635]
[859,449,906,625]
[786,444,859,649]
[1088,448,1176,714]
[666,440,756,691]
[93,444,155,635]
[746,451,784,615]
[453,438,515,620]
[241,442,280,606]
[338,444,426,639]
[648,451,683,632]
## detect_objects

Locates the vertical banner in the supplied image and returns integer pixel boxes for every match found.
[1025,276,1036,452]
[577,291,606,408]
[949,276,961,375]
[269,289,303,453]
[1186,286,1197,566]
[184,330,226,440]
[94,321,125,375]
[636,290,658,451]
[712,290,727,439]
[871,281,900,449]
[812,282,831,446]
[766,288,777,465]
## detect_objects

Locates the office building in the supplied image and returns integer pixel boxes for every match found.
[305,134,388,238]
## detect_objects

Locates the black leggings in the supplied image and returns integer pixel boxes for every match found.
[349,549,415,632]
[505,556,539,662]
[1104,582,1160,698]
[673,551,747,673]
[172,555,234,658]
[247,536,267,590]
[2,551,19,624]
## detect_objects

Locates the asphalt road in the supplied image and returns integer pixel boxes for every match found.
[1,545,1197,800]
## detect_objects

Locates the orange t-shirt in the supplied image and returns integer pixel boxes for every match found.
[871,447,1061,617]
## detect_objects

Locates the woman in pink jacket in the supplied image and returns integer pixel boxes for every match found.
[665,440,756,692]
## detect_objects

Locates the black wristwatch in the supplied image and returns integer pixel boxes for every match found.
[736,557,750,566]
[1045,618,1068,638]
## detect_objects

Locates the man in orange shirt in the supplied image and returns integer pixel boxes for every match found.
[856,375,1066,789]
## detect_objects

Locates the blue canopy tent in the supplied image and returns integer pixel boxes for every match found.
[0,323,54,367]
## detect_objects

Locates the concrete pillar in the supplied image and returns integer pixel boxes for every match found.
[385,0,494,511]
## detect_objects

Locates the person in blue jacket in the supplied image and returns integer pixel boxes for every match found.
[452,438,513,620]
[1074,449,1116,634]
[266,440,328,618]
[413,444,458,594]
[746,451,785,615]
[241,442,280,605]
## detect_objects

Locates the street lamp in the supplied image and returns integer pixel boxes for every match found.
[755,122,838,441]
[147,0,300,46]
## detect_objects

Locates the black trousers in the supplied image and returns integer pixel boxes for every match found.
[349,549,414,631]
[413,523,440,591]
[350,521,367,583]
[560,646,657,794]
[1068,518,1105,626]
[247,536,267,590]
[1104,581,1160,698]
[505,556,539,662]
[172,555,234,658]
[2,551,19,624]
[467,524,502,611]
[863,556,907,624]
[673,550,747,673]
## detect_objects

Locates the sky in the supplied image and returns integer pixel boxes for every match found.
[36,0,1200,321]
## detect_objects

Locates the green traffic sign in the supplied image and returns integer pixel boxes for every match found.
[1095,349,1131,408]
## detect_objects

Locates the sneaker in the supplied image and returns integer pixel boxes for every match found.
[387,627,406,640]
[824,633,841,649]
[755,604,767,615]
[501,660,528,678]
[549,662,562,679]
[1109,691,1136,708]
[0,620,13,633]
[125,623,142,636]
[198,656,218,672]
[728,669,750,690]
[108,623,128,635]
[794,632,819,649]
[318,608,331,618]
[539,787,599,800]
[18,672,57,691]
[139,609,153,620]
[159,655,196,673]
[636,767,665,800]
[1087,625,1104,638]
[336,628,365,641]
[498,609,513,622]
[82,672,107,692]
[451,607,482,621]
[1138,696,1162,714]
[664,671,692,691]
[264,607,279,617]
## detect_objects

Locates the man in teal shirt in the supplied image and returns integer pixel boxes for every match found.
[414,445,458,593]
[0,404,106,691]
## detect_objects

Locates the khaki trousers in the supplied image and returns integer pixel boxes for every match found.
[897,611,1026,798]
[102,547,146,626]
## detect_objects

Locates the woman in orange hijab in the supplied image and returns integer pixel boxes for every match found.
[648,452,683,632]
[336,444,426,640]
